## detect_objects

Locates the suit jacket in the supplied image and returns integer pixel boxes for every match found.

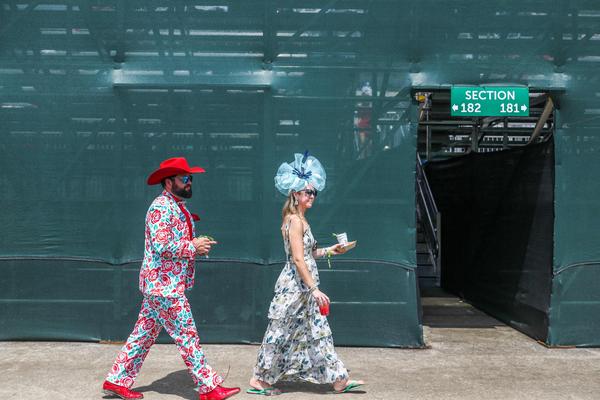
[139,190,197,298]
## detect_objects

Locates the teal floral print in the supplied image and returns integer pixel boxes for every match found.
[106,190,222,394]
[252,222,349,384]
[139,191,198,298]
[106,296,223,393]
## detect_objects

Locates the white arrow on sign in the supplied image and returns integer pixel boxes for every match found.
[521,105,528,112]
[452,104,459,111]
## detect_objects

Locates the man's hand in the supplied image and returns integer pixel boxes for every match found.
[193,236,217,255]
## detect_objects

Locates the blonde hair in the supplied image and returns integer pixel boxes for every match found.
[282,192,299,222]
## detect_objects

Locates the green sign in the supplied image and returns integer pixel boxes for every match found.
[450,86,529,117]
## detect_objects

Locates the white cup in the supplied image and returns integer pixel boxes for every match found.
[335,232,348,245]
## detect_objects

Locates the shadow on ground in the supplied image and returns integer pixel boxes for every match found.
[420,286,503,329]
[108,370,197,400]
[271,382,366,396]
[103,371,367,399]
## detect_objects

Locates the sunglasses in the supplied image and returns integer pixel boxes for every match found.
[301,189,318,197]
[171,175,193,184]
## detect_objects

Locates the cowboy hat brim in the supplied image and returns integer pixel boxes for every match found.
[147,166,205,185]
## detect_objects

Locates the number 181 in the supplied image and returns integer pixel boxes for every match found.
[500,103,519,113]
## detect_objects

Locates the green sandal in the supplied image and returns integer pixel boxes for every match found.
[334,380,364,394]
[246,387,282,396]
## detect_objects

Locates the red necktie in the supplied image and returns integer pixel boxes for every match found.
[172,197,194,240]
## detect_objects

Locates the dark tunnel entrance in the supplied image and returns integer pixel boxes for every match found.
[415,89,555,341]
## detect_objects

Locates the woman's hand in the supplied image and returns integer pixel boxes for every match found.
[328,243,347,255]
[311,288,330,306]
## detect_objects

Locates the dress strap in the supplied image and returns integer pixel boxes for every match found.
[284,216,308,261]
[282,218,291,260]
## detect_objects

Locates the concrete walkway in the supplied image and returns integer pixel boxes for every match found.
[2,292,599,400]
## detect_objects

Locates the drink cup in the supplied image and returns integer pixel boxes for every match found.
[335,232,348,245]
[319,302,330,316]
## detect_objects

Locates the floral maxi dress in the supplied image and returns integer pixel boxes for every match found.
[252,222,349,384]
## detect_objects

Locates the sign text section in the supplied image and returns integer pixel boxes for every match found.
[451,86,529,117]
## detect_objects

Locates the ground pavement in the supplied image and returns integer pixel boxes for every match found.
[1,292,599,400]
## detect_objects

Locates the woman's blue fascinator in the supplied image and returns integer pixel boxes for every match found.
[274,151,326,196]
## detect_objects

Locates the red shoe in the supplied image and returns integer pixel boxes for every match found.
[102,380,144,399]
[199,385,241,400]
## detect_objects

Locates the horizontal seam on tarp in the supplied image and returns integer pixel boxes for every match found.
[554,260,600,276]
[0,299,114,304]
[0,256,416,270]
[330,301,409,305]
[0,256,262,265]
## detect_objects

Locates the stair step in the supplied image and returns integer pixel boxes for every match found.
[416,242,430,252]
[417,253,433,265]
[417,265,437,278]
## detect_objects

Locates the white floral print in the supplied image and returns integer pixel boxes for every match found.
[252,222,349,384]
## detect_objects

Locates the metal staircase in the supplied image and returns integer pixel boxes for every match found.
[415,90,555,286]
[416,154,441,286]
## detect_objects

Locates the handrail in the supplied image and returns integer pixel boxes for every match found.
[416,154,442,284]
[417,155,439,218]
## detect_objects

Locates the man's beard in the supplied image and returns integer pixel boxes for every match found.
[173,186,192,199]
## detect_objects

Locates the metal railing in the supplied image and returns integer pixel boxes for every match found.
[416,154,442,284]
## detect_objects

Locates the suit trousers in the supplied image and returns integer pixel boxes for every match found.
[106,295,223,394]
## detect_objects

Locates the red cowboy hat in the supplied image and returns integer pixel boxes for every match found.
[147,157,205,185]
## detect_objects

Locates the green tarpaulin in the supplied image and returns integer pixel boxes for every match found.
[1,1,600,347]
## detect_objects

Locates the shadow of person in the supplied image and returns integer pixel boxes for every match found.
[275,382,366,396]
[121,370,198,400]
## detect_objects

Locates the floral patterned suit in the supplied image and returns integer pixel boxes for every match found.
[106,191,223,394]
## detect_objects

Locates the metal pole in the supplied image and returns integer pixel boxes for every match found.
[425,94,431,161]
[528,97,554,145]
[503,117,508,149]
[436,212,442,287]
[471,118,479,152]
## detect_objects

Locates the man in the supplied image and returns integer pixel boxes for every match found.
[102,157,240,400]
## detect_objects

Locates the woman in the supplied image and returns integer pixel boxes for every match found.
[248,152,364,396]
